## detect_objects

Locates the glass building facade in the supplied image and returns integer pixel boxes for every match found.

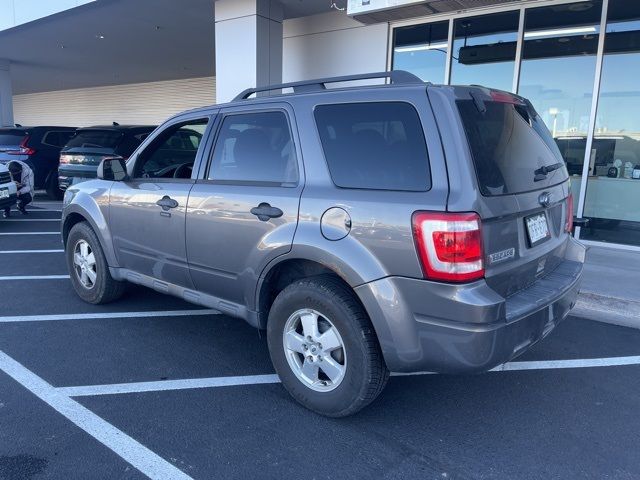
[392,0,640,249]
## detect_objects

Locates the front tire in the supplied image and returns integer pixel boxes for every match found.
[65,222,125,304]
[267,275,389,417]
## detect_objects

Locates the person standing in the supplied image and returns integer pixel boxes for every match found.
[3,160,34,218]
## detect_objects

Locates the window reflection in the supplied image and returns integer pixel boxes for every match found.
[393,20,449,83]
[518,1,602,204]
[451,11,519,92]
[581,1,640,246]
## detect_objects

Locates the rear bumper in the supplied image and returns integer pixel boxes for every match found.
[59,166,98,190]
[355,237,586,373]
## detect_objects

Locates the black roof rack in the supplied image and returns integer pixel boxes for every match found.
[233,70,424,102]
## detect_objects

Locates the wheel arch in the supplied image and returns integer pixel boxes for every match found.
[255,256,368,330]
[62,200,118,267]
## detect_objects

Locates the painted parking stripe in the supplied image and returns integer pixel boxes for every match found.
[56,355,640,398]
[0,275,70,281]
[1,218,61,222]
[0,232,60,235]
[0,249,64,254]
[59,374,281,397]
[0,350,193,480]
[0,309,219,323]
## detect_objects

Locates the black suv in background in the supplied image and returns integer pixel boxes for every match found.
[58,125,156,191]
[0,126,77,199]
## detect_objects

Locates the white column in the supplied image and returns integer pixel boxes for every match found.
[214,0,283,104]
[0,60,14,127]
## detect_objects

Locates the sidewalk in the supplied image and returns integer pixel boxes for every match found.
[573,244,640,329]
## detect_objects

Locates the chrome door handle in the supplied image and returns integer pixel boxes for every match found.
[250,202,283,221]
[156,195,179,211]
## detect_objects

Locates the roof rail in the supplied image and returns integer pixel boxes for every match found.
[233,70,424,102]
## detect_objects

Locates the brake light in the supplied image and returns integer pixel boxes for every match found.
[6,136,36,156]
[412,212,484,283]
[490,90,525,105]
[565,193,574,233]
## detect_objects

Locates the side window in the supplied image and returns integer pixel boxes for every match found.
[134,120,208,179]
[208,111,298,185]
[314,102,431,191]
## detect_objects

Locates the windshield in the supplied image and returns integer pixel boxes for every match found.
[457,99,568,196]
[64,130,123,150]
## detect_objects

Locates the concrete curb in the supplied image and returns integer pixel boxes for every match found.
[573,291,640,330]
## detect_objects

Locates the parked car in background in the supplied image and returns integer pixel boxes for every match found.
[58,124,156,190]
[61,71,586,417]
[0,162,18,215]
[0,126,77,199]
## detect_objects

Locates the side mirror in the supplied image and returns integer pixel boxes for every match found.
[97,157,128,181]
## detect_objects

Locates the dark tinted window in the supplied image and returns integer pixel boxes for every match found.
[42,130,75,148]
[457,99,569,196]
[135,121,208,179]
[208,112,297,184]
[314,102,431,191]
[64,130,123,149]
[0,131,27,145]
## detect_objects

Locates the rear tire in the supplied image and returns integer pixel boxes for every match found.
[267,275,389,417]
[46,173,63,200]
[65,221,125,304]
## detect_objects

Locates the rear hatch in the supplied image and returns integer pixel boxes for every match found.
[59,129,124,176]
[453,88,572,298]
[0,129,30,163]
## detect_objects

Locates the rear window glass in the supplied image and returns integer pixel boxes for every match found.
[314,102,431,191]
[64,130,123,149]
[457,99,569,196]
[0,132,27,145]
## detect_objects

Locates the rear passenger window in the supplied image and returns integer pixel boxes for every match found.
[208,111,298,185]
[314,102,431,191]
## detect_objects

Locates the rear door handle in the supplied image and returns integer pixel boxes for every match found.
[250,202,283,221]
[156,195,179,211]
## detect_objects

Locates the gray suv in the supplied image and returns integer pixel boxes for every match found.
[61,71,585,417]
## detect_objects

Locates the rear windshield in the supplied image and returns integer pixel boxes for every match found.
[314,102,431,192]
[64,130,123,150]
[0,131,27,145]
[457,99,568,196]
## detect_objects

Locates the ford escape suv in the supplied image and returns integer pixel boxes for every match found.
[61,71,585,417]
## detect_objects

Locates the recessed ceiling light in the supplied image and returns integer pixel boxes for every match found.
[96,34,105,39]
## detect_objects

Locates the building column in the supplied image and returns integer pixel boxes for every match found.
[0,60,14,127]
[214,0,283,104]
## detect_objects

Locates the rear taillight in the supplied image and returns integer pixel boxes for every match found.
[565,193,574,233]
[6,136,36,156]
[412,212,484,283]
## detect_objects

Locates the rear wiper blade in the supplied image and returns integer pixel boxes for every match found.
[534,162,564,181]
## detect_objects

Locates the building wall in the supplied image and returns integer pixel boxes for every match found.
[13,77,216,127]
[283,11,389,82]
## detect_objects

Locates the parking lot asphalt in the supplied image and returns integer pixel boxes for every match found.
[1,198,640,480]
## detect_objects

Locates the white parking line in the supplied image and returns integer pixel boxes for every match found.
[56,355,640,398]
[0,232,60,235]
[0,275,70,281]
[0,309,219,323]
[2,219,61,222]
[0,350,192,480]
[59,374,281,397]
[0,249,64,254]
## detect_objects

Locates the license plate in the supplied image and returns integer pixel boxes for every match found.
[525,213,550,246]
[0,189,8,199]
